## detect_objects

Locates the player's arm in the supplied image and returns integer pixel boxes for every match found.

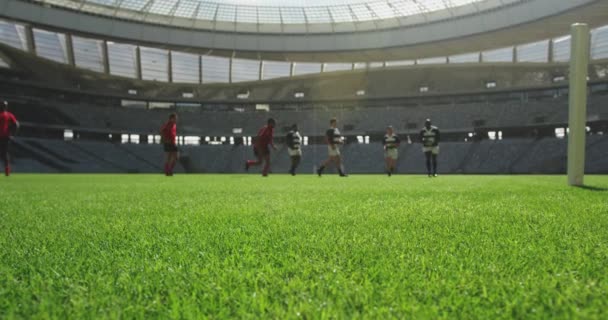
[10,114,19,134]
[434,129,440,146]
[395,135,401,147]
[419,130,425,144]
[382,136,387,150]
[159,124,166,143]
[269,129,277,150]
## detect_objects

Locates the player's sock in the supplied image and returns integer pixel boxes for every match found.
[262,162,270,176]
[5,165,10,176]
[432,156,438,176]
[317,165,325,176]
[164,163,169,175]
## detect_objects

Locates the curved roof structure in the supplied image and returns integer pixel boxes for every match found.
[1,0,607,61]
[31,0,487,33]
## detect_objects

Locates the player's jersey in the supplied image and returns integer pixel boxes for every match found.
[0,111,17,138]
[383,134,400,149]
[286,130,302,150]
[326,127,342,145]
[160,121,177,145]
[256,125,274,148]
[420,126,440,147]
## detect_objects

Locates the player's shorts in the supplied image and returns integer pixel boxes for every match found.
[0,137,9,157]
[328,145,341,157]
[288,148,302,157]
[163,143,178,153]
[254,146,270,157]
[422,146,440,155]
[384,148,398,160]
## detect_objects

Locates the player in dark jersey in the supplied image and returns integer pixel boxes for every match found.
[383,125,400,177]
[285,124,302,176]
[0,101,19,177]
[317,118,347,177]
[420,119,440,177]
[245,118,276,177]
[160,113,178,176]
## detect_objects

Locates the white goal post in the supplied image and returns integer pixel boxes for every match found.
[567,23,590,187]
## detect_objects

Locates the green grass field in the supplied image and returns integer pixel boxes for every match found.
[1,174,607,319]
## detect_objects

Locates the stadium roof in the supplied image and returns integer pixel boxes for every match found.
[48,0,484,27]
[2,0,608,61]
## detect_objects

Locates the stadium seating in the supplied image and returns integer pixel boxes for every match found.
[10,136,608,174]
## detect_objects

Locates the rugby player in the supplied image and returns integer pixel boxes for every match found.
[245,118,277,177]
[420,119,440,177]
[285,124,302,176]
[0,101,19,176]
[160,113,178,176]
[317,118,347,177]
[382,125,400,176]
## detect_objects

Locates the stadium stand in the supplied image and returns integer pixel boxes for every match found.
[1,8,607,175]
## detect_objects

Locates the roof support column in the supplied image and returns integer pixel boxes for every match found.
[512,46,518,63]
[24,25,36,54]
[65,34,75,67]
[290,62,295,77]
[258,60,263,81]
[229,56,233,83]
[101,40,110,74]
[135,46,142,80]
[168,50,173,83]
[199,55,203,84]
[548,39,554,63]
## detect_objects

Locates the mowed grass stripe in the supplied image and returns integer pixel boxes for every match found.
[0,175,607,319]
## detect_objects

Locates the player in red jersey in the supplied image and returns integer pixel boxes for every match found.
[160,113,178,176]
[0,101,19,177]
[245,118,276,177]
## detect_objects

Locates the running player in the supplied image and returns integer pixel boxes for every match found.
[420,119,440,177]
[160,113,178,176]
[1,101,19,177]
[285,124,302,176]
[383,125,400,176]
[245,118,276,177]
[317,118,347,177]
[0,101,19,177]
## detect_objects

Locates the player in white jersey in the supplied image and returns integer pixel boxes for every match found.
[317,118,347,177]
[420,119,440,177]
[382,126,400,177]
[285,124,302,176]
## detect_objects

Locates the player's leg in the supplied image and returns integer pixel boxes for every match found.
[317,157,333,176]
[169,151,178,175]
[290,155,300,175]
[1,138,9,176]
[246,147,262,170]
[163,151,171,176]
[431,150,438,177]
[334,156,346,176]
[262,152,271,176]
[424,151,432,177]
[385,156,390,176]
[389,157,396,176]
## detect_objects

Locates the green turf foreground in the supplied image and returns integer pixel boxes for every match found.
[0,174,607,319]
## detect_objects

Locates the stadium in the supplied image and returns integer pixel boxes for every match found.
[0,0,607,318]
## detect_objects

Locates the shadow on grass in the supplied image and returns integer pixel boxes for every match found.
[575,185,608,192]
